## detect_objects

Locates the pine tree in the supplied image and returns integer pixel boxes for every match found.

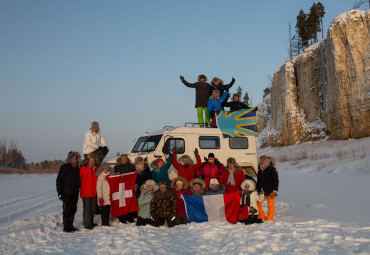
[243,92,250,107]
[296,10,309,48]
[316,2,325,39]
[236,86,242,99]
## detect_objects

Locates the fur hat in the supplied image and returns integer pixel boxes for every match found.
[134,156,144,164]
[209,178,219,185]
[240,179,256,191]
[91,121,99,128]
[177,155,194,165]
[171,176,189,190]
[158,179,167,186]
[227,157,237,165]
[189,178,206,189]
[141,179,159,192]
[198,74,208,82]
[65,151,81,164]
[116,154,131,164]
[96,162,114,176]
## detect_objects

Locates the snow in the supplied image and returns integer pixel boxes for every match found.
[0,138,370,254]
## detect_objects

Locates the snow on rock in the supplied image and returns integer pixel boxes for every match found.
[261,9,369,147]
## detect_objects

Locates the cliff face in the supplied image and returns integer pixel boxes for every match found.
[261,10,369,146]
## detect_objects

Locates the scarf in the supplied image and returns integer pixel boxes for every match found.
[227,168,235,186]
[241,190,253,207]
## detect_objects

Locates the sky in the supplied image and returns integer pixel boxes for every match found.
[0,0,368,163]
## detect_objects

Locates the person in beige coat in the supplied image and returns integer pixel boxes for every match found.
[96,162,114,226]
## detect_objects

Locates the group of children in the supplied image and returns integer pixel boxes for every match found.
[57,148,279,232]
[180,75,249,127]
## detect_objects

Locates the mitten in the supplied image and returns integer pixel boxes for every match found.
[99,198,104,206]
[194,148,199,156]
[270,191,277,199]
[179,75,184,81]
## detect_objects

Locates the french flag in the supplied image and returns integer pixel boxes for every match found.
[183,193,240,224]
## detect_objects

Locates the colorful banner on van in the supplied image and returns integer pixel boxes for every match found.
[216,108,258,138]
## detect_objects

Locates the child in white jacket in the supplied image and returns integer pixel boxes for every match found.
[239,179,264,224]
[96,162,114,226]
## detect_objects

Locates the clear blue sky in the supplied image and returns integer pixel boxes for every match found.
[0,0,366,163]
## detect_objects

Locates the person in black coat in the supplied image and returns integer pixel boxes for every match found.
[114,154,134,174]
[209,77,235,108]
[180,74,211,127]
[224,94,249,111]
[256,155,279,221]
[56,151,81,232]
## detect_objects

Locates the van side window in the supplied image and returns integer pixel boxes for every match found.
[199,136,220,149]
[229,137,249,149]
[163,138,185,154]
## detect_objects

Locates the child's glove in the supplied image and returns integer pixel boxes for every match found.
[270,191,277,199]
[99,198,104,206]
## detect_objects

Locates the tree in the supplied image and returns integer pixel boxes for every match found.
[296,10,309,48]
[307,3,321,43]
[0,138,7,167]
[236,86,243,99]
[316,2,325,39]
[353,0,370,9]
[243,92,250,107]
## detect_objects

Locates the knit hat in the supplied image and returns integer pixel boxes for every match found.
[208,153,215,159]
[209,179,219,185]
[156,158,164,166]
[135,156,144,164]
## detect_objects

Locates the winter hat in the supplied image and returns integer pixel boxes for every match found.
[120,154,129,160]
[65,151,81,164]
[198,74,208,81]
[144,179,156,187]
[171,176,188,190]
[209,179,219,185]
[208,153,215,159]
[97,162,114,176]
[91,121,99,128]
[211,77,221,85]
[212,90,220,96]
[135,156,144,164]
[159,179,167,186]
[259,155,269,163]
[156,158,164,166]
[232,94,240,101]
[227,157,236,166]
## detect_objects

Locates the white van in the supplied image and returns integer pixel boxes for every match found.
[108,125,258,179]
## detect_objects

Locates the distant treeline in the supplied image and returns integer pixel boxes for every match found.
[0,138,63,174]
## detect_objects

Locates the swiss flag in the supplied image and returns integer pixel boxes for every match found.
[107,172,139,218]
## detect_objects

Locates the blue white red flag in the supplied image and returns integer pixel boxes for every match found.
[183,193,240,224]
[217,108,258,138]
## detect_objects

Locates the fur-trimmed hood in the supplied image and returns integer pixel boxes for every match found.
[116,154,132,165]
[171,176,189,190]
[177,155,194,165]
[210,77,224,86]
[96,162,114,176]
[189,178,206,189]
[197,74,208,82]
[140,179,159,192]
[241,179,257,191]
[259,155,276,170]
[65,151,81,164]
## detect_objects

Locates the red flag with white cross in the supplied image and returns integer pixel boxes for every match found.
[107,172,138,218]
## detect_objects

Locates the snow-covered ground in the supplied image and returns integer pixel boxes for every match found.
[0,137,369,255]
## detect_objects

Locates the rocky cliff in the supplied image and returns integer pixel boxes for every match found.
[258,10,369,147]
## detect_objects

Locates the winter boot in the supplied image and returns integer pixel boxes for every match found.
[63,217,71,232]
[69,217,79,232]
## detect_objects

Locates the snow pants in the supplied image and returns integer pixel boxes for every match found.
[82,197,97,228]
[197,107,210,127]
[257,196,275,221]
[62,194,78,230]
[100,205,110,226]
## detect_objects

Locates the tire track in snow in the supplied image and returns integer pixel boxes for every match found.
[0,193,50,210]
[0,197,59,226]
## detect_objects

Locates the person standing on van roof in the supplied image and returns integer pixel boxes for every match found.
[209,77,235,108]
[197,153,224,189]
[224,94,249,111]
[179,74,211,127]
[207,90,229,128]
[83,121,109,162]
[150,154,172,188]
[171,147,202,184]
[219,157,246,194]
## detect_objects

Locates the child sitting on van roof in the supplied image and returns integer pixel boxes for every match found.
[207,90,229,127]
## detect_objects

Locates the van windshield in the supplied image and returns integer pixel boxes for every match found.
[131,136,148,153]
[141,135,162,152]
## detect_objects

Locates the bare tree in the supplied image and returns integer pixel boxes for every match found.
[353,0,369,9]
[0,138,7,166]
